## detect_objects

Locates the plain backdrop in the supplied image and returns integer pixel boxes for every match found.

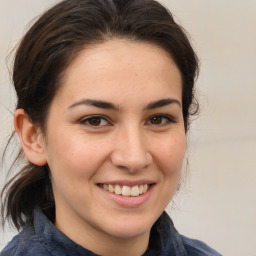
[0,1,256,255]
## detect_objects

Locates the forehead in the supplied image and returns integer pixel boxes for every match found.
[53,39,182,108]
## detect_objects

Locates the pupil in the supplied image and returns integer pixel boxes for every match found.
[151,116,162,124]
[89,117,101,126]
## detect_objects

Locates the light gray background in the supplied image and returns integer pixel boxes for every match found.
[1,1,256,255]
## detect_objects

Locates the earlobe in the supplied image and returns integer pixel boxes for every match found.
[14,109,47,166]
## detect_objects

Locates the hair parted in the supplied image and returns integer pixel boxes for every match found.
[1,0,199,230]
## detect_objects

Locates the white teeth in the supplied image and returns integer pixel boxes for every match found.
[131,185,140,196]
[139,185,144,194]
[108,184,114,193]
[122,185,131,196]
[101,184,150,197]
[114,185,122,195]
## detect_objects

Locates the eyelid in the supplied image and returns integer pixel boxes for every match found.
[79,115,111,127]
[78,113,175,128]
[146,114,175,125]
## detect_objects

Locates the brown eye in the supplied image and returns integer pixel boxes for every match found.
[151,116,163,125]
[88,117,102,126]
[148,114,174,126]
[80,116,109,127]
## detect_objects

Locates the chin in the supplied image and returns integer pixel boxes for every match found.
[110,226,150,239]
[103,213,156,239]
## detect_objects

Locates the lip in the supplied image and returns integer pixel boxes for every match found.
[97,179,156,187]
[97,182,156,208]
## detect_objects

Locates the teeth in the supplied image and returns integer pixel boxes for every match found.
[115,185,122,195]
[108,184,114,193]
[101,184,150,197]
[139,185,144,194]
[131,185,140,196]
[122,185,131,196]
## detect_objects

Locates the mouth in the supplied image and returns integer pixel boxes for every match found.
[98,183,151,197]
[97,181,155,207]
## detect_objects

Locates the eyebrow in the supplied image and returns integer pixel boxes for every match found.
[68,99,120,111]
[68,98,181,111]
[144,98,181,110]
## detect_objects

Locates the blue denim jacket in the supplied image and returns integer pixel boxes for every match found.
[1,209,222,256]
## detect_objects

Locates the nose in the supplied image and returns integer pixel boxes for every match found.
[110,126,152,173]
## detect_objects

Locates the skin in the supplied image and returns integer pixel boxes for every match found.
[15,40,186,256]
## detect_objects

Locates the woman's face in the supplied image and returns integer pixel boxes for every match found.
[42,40,185,246]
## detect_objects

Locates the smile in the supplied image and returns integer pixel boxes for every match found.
[98,184,150,197]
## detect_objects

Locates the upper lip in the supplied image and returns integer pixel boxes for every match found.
[97,179,156,187]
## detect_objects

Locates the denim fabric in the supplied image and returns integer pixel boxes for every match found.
[1,209,222,256]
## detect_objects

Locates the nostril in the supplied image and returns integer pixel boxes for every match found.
[110,151,152,173]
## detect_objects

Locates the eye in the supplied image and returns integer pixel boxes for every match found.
[79,115,110,127]
[147,114,174,126]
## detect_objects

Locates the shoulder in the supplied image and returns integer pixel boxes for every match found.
[1,229,53,256]
[180,235,222,256]
[1,209,92,256]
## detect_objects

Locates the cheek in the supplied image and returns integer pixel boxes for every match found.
[45,132,110,182]
[153,133,186,175]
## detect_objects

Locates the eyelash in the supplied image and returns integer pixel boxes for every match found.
[79,115,110,127]
[147,114,175,126]
[79,114,175,128]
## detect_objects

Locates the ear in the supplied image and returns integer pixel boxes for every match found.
[14,109,47,166]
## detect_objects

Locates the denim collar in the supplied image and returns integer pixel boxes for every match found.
[30,208,188,256]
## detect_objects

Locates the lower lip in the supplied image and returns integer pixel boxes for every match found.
[98,185,155,208]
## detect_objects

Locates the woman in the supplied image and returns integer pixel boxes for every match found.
[1,0,221,255]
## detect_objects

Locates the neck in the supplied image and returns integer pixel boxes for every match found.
[54,207,150,256]
[86,232,150,256]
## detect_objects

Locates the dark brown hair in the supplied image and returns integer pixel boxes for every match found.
[1,0,199,230]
